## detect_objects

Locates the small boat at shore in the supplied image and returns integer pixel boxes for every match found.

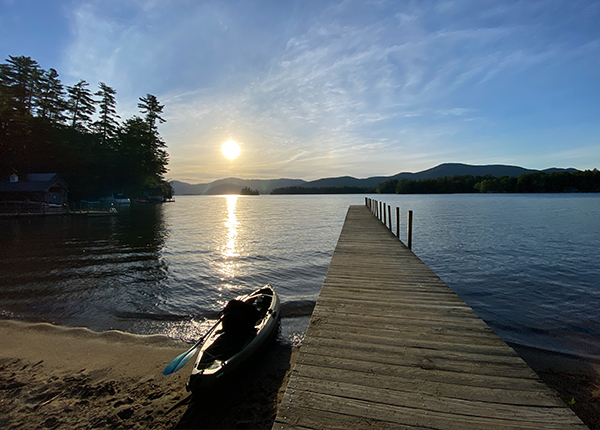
[187,285,280,393]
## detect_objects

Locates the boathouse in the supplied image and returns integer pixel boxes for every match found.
[0,173,68,213]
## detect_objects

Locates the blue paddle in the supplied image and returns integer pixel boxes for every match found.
[163,319,222,375]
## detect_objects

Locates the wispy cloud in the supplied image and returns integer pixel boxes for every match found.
[5,0,591,181]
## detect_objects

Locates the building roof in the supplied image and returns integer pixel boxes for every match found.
[0,173,68,193]
[26,173,59,182]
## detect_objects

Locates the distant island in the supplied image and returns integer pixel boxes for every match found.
[240,186,259,195]
[171,163,599,195]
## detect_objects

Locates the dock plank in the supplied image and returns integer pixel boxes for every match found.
[273,205,585,429]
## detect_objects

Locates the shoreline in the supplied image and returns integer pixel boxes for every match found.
[510,342,600,430]
[1,319,599,429]
[0,319,298,429]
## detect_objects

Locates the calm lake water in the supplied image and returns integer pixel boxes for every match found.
[1,194,599,361]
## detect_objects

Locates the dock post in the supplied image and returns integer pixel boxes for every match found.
[396,207,400,238]
[407,210,413,250]
[387,205,391,230]
[383,203,386,225]
[379,201,382,220]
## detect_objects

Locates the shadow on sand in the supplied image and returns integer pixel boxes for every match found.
[173,339,296,429]
[512,343,600,430]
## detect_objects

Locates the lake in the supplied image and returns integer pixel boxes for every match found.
[1,193,599,362]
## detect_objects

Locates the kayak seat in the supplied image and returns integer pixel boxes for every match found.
[255,295,273,318]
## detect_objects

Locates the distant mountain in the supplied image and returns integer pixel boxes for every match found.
[171,178,306,195]
[406,163,537,180]
[300,163,578,189]
[171,163,578,195]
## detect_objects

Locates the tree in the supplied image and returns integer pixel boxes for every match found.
[94,82,120,145]
[376,179,398,194]
[2,55,42,117]
[37,68,67,124]
[0,62,15,137]
[132,93,169,184]
[67,80,96,131]
[0,55,172,199]
[137,94,165,131]
[0,56,43,172]
[117,116,169,190]
[241,186,259,195]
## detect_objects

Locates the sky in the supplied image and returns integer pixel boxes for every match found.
[1,0,599,183]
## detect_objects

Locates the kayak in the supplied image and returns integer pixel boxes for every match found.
[187,285,280,392]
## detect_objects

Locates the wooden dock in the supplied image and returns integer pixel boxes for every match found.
[273,205,585,429]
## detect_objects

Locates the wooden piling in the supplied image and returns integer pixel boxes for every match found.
[407,209,413,250]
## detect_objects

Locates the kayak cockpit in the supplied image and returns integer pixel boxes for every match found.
[188,285,280,392]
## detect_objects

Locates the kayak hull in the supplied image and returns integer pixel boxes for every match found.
[188,285,280,392]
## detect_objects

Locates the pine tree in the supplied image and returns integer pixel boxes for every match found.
[137,94,165,131]
[67,80,96,132]
[0,56,42,166]
[0,63,14,136]
[3,55,42,117]
[0,55,171,197]
[37,68,67,124]
[135,94,168,182]
[118,115,169,187]
[94,82,120,145]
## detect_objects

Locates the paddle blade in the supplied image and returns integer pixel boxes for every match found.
[162,346,198,375]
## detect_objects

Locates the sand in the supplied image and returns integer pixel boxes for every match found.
[2,320,600,430]
[511,343,600,430]
[0,319,298,429]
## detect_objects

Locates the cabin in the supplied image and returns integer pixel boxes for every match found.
[0,173,69,213]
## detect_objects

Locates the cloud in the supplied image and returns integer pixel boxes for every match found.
[64,3,121,85]
[52,0,600,181]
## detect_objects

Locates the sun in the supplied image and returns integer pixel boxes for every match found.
[221,140,241,160]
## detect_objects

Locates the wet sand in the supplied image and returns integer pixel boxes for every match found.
[1,319,599,429]
[0,319,298,429]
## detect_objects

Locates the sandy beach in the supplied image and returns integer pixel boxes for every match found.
[0,319,298,429]
[1,319,600,429]
[512,343,600,430]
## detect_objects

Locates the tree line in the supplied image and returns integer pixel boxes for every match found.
[375,170,600,194]
[0,55,171,200]
[270,186,374,194]
[270,170,599,195]
[240,186,260,195]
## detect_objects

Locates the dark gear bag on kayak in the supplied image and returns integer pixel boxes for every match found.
[221,299,260,337]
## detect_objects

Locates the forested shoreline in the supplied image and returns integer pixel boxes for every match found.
[375,171,600,194]
[271,186,373,194]
[0,55,171,200]
[271,170,600,194]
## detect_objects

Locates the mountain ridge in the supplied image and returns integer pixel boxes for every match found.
[171,163,578,195]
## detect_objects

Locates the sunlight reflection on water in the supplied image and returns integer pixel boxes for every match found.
[1,194,599,357]
[218,195,240,281]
